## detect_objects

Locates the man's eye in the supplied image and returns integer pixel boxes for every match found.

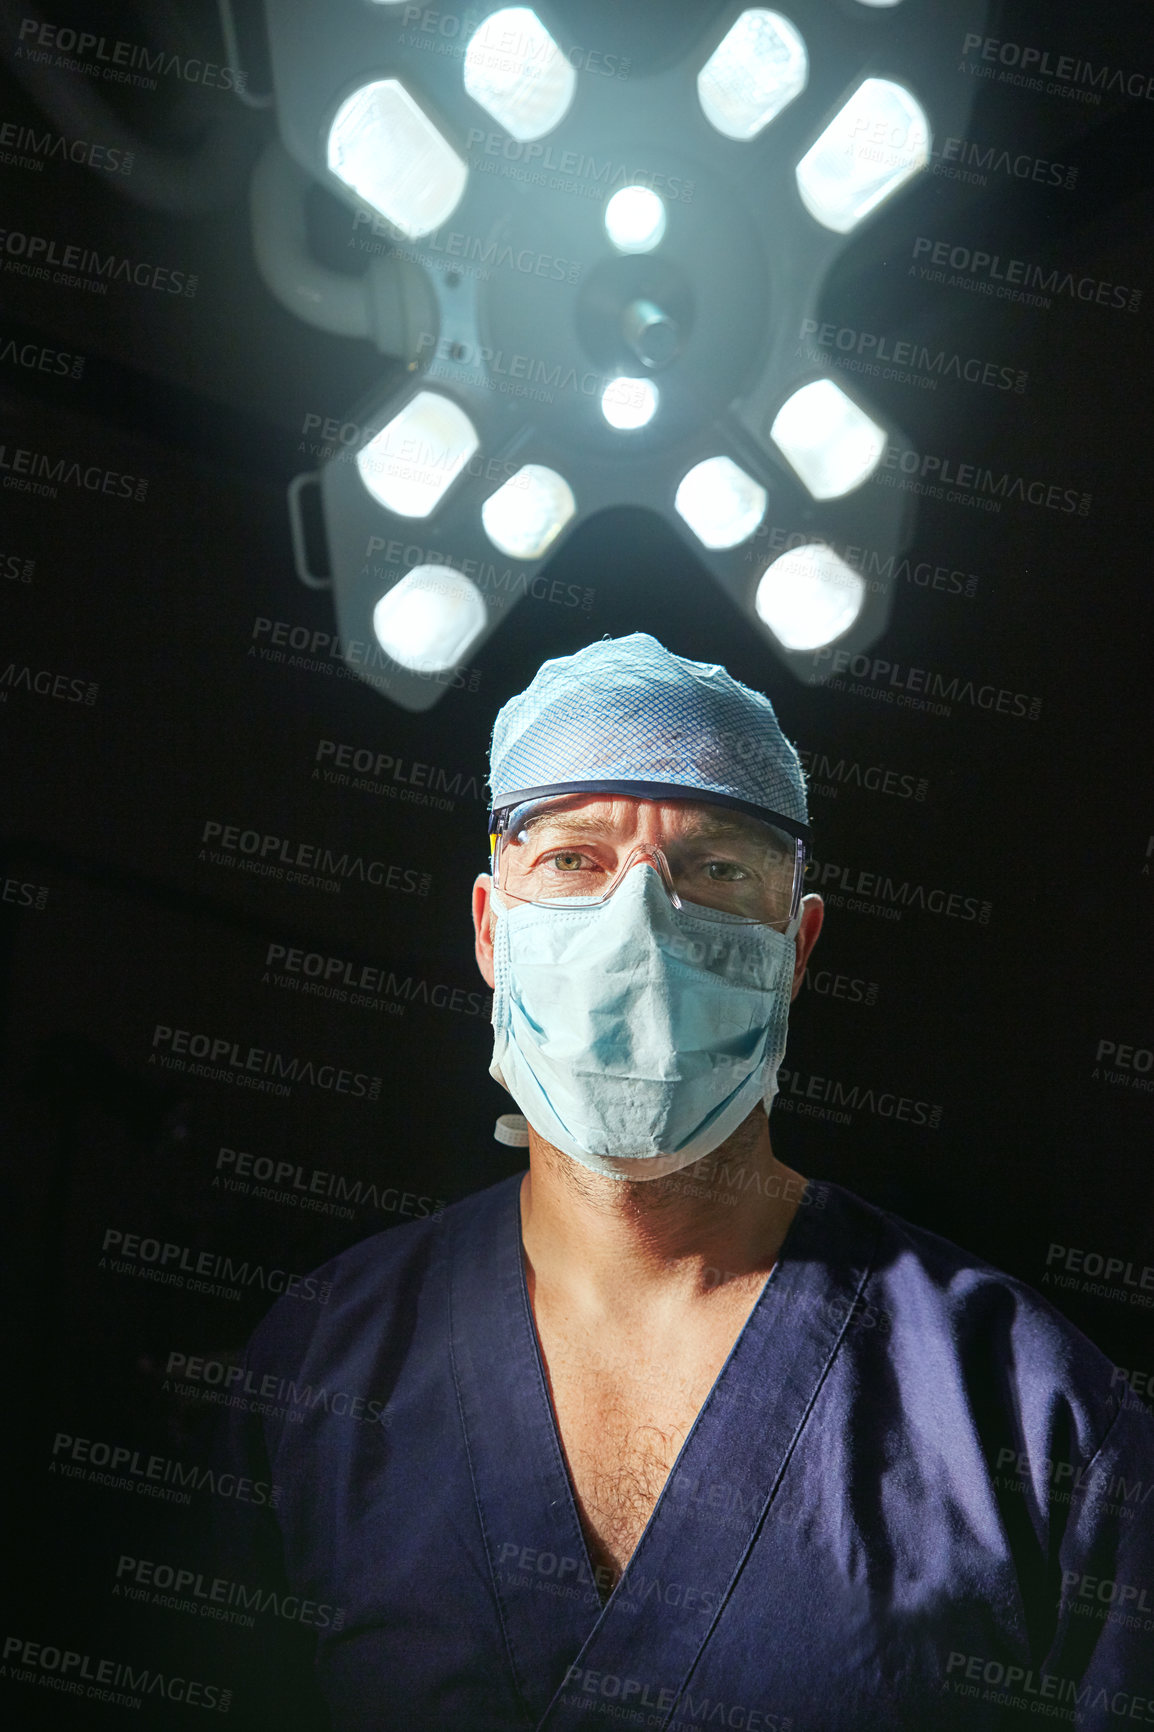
[548,851,589,872]
[704,859,747,881]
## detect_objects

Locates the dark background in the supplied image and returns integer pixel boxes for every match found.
[2,0,1151,1722]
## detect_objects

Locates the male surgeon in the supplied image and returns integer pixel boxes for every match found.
[216,635,1154,1732]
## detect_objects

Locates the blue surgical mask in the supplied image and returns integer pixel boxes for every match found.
[489,866,798,1179]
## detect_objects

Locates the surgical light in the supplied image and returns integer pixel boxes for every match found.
[675,457,767,549]
[697,9,808,141]
[771,378,885,499]
[356,391,479,518]
[326,79,467,238]
[263,0,986,705]
[795,77,930,233]
[601,377,659,431]
[604,186,667,254]
[463,7,576,142]
[372,565,488,671]
[482,465,577,559]
[754,544,865,650]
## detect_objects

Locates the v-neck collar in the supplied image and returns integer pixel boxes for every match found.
[448,1176,881,1731]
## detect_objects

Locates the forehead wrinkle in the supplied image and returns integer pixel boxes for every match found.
[519,802,775,844]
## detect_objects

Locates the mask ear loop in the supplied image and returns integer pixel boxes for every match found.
[489,822,529,1149]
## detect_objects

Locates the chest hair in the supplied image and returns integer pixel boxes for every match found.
[539,1317,750,1587]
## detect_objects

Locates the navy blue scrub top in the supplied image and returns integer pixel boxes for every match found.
[213,1177,1154,1731]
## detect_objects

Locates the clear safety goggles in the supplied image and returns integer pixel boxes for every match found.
[490,792,809,929]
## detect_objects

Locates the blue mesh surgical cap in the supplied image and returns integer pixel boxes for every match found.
[487,634,809,835]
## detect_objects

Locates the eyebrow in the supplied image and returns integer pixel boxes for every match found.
[519,810,773,844]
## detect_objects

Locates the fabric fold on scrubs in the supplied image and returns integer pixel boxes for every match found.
[207,1176,1154,1732]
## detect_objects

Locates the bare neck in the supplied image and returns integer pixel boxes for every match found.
[519,1108,808,1310]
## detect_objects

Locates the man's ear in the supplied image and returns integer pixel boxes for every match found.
[789,893,824,1002]
[472,873,496,990]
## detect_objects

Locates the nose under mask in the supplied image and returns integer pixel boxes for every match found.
[489,865,798,1180]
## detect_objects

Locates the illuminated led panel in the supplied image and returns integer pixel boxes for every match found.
[796,77,930,233]
[463,7,576,141]
[754,544,865,649]
[675,456,767,549]
[482,465,577,558]
[372,566,487,671]
[356,392,479,518]
[327,80,467,238]
[771,379,885,498]
[604,185,666,254]
[697,10,808,141]
[601,377,659,430]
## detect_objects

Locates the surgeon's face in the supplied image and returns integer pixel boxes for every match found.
[471,794,823,991]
